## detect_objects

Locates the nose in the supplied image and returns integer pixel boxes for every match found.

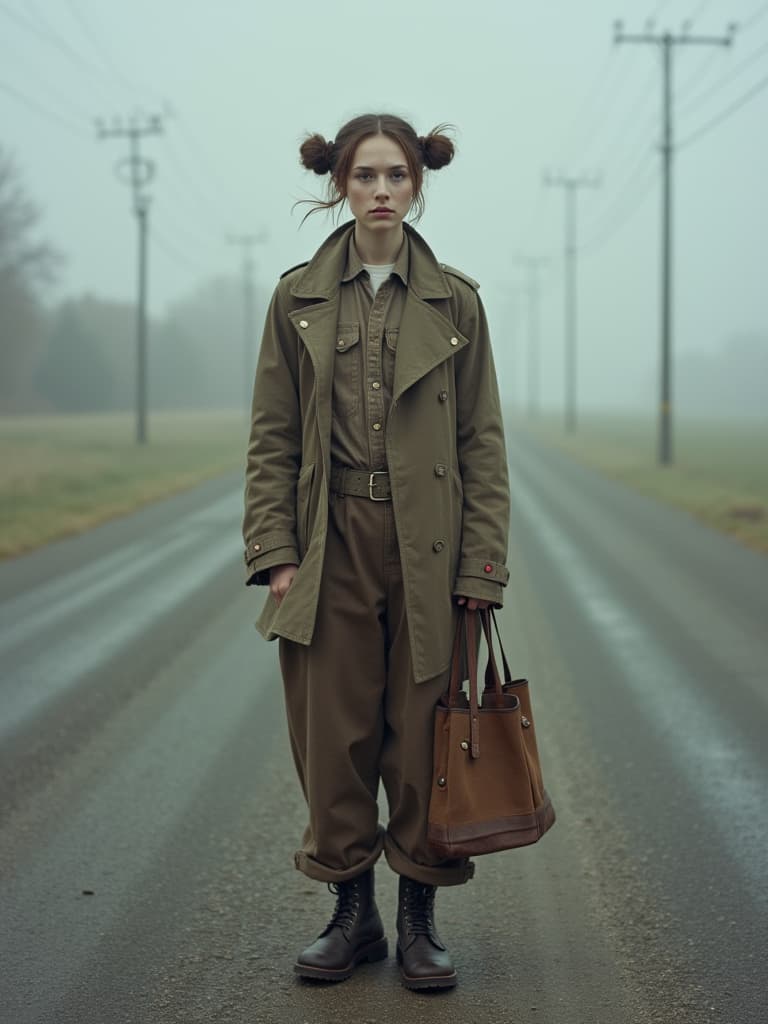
[374,175,390,200]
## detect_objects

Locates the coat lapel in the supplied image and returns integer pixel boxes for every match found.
[393,224,469,401]
[286,219,469,406]
[394,295,469,402]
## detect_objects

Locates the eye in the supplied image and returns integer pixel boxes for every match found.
[355,172,373,181]
[391,171,408,182]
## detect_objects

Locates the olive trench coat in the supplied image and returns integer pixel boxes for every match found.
[243,220,510,684]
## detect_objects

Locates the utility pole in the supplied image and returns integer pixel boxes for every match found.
[96,113,163,445]
[227,234,259,414]
[515,258,547,419]
[614,20,735,465]
[544,172,600,433]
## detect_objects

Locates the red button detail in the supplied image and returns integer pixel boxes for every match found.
[484,563,493,573]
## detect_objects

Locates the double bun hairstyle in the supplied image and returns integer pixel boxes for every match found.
[298,113,455,221]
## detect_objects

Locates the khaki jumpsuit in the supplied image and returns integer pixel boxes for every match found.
[243,225,510,889]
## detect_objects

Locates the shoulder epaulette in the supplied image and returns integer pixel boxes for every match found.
[279,260,309,280]
[440,263,480,291]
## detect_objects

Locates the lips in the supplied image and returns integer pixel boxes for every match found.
[371,207,394,213]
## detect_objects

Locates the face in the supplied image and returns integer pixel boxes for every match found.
[345,134,415,231]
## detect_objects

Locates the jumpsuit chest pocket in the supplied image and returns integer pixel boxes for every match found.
[333,322,361,419]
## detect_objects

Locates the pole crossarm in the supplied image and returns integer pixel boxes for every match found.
[613,22,736,47]
[95,114,164,214]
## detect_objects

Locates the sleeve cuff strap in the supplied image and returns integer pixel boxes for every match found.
[244,539,299,587]
[244,530,297,564]
[456,558,509,585]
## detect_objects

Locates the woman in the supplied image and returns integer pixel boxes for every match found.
[243,113,510,990]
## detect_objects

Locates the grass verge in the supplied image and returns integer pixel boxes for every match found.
[0,411,248,559]
[516,413,768,555]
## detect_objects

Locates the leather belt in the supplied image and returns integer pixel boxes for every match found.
[329,465,392,501]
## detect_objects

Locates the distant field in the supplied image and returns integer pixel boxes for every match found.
[516,414,768,555]
[0,412,247,558]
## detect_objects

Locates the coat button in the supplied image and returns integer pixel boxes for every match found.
[253,543,261,552]
[432,540,445,553]
[434,463,447,478]
[438,390,448,402]
[372,422,382,431]
[299,319,308,328]
[450,337,459,346]
[484,563,493,573]
[371,381,381,390]
[337,339,346,349]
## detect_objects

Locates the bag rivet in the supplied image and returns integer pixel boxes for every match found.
[437,776,446,788]
[521,716,531,728]
[460,741,469,751]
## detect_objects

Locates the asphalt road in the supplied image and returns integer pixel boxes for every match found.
[1,433,766,1024]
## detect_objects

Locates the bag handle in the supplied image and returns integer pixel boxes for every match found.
[445,609,481,758]
[480,608,513,688]
[466,611,480,759]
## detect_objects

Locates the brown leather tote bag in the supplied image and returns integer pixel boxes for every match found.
[427,608,556,858]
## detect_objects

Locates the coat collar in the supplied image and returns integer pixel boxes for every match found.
[289,220,453,301]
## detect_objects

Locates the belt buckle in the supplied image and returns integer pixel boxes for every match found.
[368,472,389,501]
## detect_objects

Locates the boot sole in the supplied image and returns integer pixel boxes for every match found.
[294,937,388,982]
[396,944,457,990]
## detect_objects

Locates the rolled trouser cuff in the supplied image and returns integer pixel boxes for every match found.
[294,827,385,883]
[384,831,474,887]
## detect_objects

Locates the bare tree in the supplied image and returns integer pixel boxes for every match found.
[0,146,62,409]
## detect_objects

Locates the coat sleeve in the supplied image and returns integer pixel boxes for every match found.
[451,285,510,605]
[242,283,302,585]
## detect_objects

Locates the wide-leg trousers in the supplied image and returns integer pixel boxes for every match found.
[279,490,474,887]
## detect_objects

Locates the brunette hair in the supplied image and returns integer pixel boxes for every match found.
[298,113,455,222]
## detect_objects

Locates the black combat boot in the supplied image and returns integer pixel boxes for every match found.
[396,875,457,990]
[294,868,388,981]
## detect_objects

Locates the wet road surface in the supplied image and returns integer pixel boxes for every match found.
[1,434,766,1024]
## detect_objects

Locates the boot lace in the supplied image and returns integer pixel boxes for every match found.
[403,882,436,936]
[327,881,361,935]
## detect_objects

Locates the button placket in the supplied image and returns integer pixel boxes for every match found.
[366,280,390,466]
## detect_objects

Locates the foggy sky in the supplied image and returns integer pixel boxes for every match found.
[1,0,766,413]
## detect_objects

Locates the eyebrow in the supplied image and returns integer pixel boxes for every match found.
[353,164,408,172]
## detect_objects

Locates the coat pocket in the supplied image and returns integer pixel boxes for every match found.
[296,462,316,558]
[332,322,361,418]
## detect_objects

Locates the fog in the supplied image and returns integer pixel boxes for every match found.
[1,0,766,416]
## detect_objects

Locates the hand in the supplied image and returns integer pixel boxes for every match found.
[270,563,298,606]
[455,595,492,611]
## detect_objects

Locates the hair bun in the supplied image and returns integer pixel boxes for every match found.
[299,133,336,174]
[419,125,455,170]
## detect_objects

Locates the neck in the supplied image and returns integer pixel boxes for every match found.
[354,222,404,265]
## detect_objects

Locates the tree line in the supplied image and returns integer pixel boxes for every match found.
[0,145,263,415]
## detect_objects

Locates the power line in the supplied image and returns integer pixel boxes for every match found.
[152,225,210,277]
[0,0,107,80]
[678,70,768,147]
[62,0,170,109]
[684,0,714,26]
[678,36,768,114]
[740,2,768,32]
[0,78,88,138]
[580,168,658,255]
